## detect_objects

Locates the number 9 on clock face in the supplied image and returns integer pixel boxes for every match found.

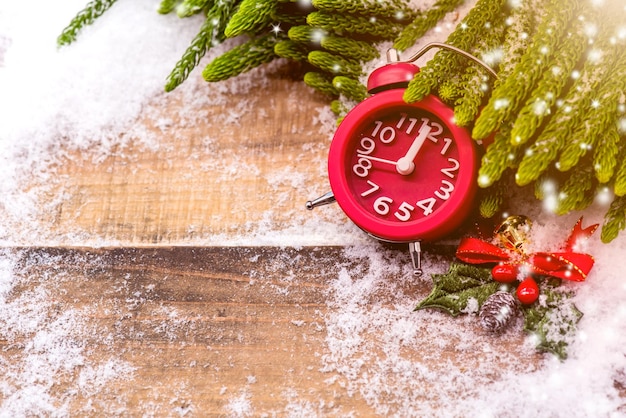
[328,90,478,243]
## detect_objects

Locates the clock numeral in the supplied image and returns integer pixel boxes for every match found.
[416,178,457,216]
[440,138,453,155]
[373,197,416,221]
[434,180,455,200]
[371,120,396,144]
[416,197,437,216]
[357,137,376,155]
[371,120,383,137]
[378,126,396,144]
[373,196,393,216]
[440,158,460,178]
[394,201,415,222]
[397,113,418,135]
[353,157,372,177]
[361,180,380,197]
[420,118,443,143]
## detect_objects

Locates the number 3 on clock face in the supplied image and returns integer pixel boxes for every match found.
[328,89,478,243]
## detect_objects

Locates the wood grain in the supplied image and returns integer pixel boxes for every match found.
[42,68,338,245]
[3,246,541,416]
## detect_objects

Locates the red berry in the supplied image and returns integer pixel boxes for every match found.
[516,277,540,305]
[491,263,518,283]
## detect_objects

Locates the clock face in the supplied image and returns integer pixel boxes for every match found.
[328,89,478,242]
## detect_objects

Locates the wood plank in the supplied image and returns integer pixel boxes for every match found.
[1,246,543,416]
[42,68,340,246]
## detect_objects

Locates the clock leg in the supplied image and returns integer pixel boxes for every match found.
[408,241,423,276]
[305,191,336,210]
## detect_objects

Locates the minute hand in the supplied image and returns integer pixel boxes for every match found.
[396,123,432,175]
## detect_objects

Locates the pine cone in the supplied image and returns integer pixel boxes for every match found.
[479,291,519,333]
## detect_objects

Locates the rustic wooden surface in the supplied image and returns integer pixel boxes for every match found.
[4,68,604,415]
[6,245,539,416]
[44,69,340,245]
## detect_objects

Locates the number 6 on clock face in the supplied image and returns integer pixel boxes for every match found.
[327,89,478,243]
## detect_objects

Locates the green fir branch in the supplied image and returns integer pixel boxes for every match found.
[437,77,463,105]
[307,11,404,38]
[312,0,414,21]
[304,71,338,96]
[165,1,238,92]
[274,39,309,61]
[332,76,368,102]
[509,14,590,146]
[57,0,119,46]
[394,0,464,52]
[176,0,213,17]
[403,0,506,104]
[513,25,624,187]
[593,125,620,184]
[613,142,626,196]
[557,51,626,172]
[224,0,277,37]
[453,10,506,127]
[478,124,519,188]
[472,0,581,140]
[601,195,626,243]
[287,25,327,44]
[202,33,281,82]
[496,0,541,81]
[321,36,379,63]
[553,166,595,215]
[307,50,363,78]
[158,0,181,14]
[478,178,507,218]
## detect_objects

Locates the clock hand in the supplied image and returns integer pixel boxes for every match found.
[357,154,398,166]
[396,122,432,175]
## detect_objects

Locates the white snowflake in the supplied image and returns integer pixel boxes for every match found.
[532,99,549,116]
[587,48,603,64]
[494,98,510,110]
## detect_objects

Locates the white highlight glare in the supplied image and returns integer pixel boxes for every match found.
[311,29,326,43]
[588,49,603,63]
[584,23,598,38]
[478,174,492,187]
[595,187,613,206]
[494,98,509,110]
[533,99,549,116]
[618,118,626,134]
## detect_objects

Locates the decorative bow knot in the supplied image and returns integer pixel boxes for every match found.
[456,217,598,282]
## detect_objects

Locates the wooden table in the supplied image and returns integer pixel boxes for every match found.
[1,65,594,416]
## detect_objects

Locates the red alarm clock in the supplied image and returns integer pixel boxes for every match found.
[307,43,496,274]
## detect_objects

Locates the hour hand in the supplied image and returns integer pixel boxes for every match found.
[396,123,432,175]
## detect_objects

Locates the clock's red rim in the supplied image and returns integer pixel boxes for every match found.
[328,89,478,243]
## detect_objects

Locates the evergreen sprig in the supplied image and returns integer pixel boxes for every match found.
[312,0,414,21]
[202,33,281,82]
[57,0,119,46]
[306,11,405,38]
[403,0,506,104]
[417,262,583,359]
[165,1,238,92]
[175,0,213,18]
[224,0,277,37]
[471,0,581,140]
[394,0,464,52]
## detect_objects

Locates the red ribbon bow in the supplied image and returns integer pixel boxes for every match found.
[456,217,597,282]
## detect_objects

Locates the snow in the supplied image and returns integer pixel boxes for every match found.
[0,0,626,417]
